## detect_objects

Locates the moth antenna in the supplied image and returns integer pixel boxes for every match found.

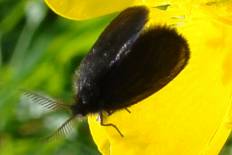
[45,115,76,142]
[22,90,71,112]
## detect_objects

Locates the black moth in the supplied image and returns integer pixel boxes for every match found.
[24,6,190,138]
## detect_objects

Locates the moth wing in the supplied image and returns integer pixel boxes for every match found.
[77,6,149,102]
[100,26,190,110]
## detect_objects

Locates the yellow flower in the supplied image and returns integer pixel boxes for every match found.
[45,0,232,155]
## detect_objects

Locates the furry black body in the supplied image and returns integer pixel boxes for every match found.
[23,6,190,138]
[72,6,190,116]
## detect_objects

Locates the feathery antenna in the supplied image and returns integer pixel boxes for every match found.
[22,90,71,112]
[45,115,76,141]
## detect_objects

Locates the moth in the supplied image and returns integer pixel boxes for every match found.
[23,6,190,138]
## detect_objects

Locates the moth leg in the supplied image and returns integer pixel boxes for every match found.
[105,110,114,116]
[99,112,124,137]
[106,108,131,116]
[109,108,131,114]
[125,108,131,113]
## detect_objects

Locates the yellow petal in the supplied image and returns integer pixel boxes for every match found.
[44,0,178,20]
[88,6,232,155]
[44,0,232,20]
[201,0,232,25]
[44,0,137,20]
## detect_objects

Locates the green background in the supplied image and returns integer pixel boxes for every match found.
[0,0,231,154]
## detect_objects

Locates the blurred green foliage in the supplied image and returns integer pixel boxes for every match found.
[0,0,232,155]
[0,0,117,154]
